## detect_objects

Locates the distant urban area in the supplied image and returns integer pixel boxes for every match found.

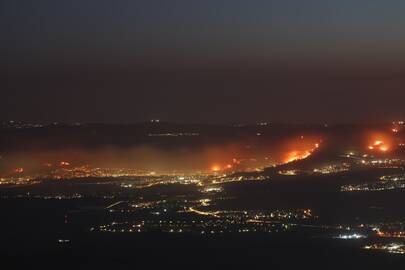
[1,120,405,266]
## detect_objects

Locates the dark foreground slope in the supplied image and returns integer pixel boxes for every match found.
[1,232,405,270]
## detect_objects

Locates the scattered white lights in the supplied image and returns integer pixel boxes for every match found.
[336,233,366,240]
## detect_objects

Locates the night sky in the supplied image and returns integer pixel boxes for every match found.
[2,0,405,124]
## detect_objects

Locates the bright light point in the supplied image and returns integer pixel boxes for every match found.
[60,161,71,166]
[380,146,388,152]
[368,146,374,150]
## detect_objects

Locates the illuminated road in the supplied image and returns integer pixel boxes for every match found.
[188,207,220,218]
[106,201,125,209]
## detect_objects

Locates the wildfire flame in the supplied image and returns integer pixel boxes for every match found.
[367,133,393,153]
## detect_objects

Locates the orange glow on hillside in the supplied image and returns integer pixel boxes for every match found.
[366,133,394,153]
[283,150,312,163]
[281,137,321,164]
[14,167,24,173]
